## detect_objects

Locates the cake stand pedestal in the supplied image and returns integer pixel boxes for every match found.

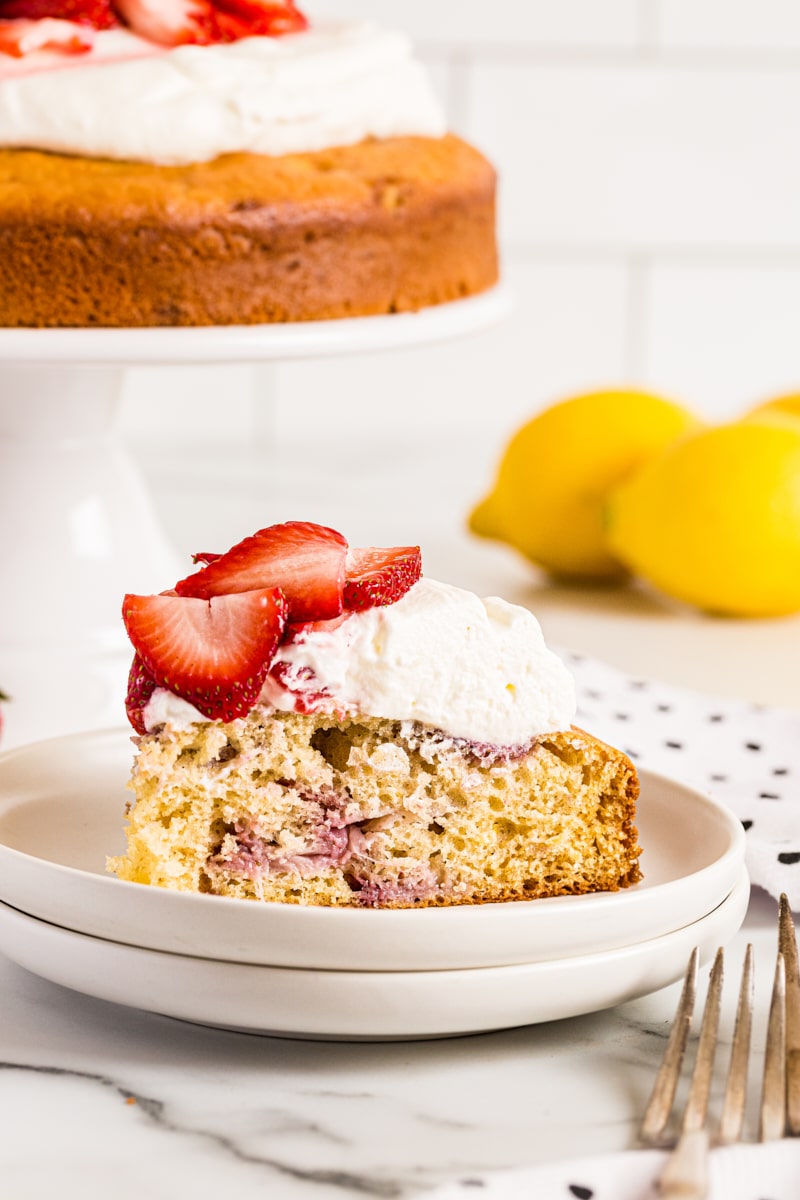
[0,287,510,748]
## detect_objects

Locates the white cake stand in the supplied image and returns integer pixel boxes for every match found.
[0,286,510,748]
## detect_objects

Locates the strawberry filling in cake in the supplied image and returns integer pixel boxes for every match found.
[109,521,641,908]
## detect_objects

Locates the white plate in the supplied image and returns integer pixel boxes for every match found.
[0,285,511,364]
[0,871,750,1040]
[0,730,746,971]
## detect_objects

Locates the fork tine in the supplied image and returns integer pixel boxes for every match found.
[778,893,800,1135]
[759,951,787,1142]
[718,943,754,1144]
[646,897,794,1200]
[640,946,698,1142]
[682,948,725,1133]
[650,950,721,1200]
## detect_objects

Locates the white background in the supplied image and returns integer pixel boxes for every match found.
[119,0,800,464]
[109,0,800,694]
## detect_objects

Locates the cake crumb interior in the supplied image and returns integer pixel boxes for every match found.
[109,711,641,908]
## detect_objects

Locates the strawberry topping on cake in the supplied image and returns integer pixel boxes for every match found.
[0,0,307,59]
[123,521,423,732]
[0,0,117,27]
[176,521,349,622]
[0,15,94,55]
[122,586,288,722]
[344,546,422,611]
[113,0,306,48]
[124,654,157,734]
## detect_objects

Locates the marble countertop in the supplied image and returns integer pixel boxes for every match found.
[0,889,787,1199]
[3,429,799,1198]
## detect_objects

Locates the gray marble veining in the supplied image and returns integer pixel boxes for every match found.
[0,890,784,1199]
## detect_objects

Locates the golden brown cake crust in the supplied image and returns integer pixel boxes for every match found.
[0,133,498,327]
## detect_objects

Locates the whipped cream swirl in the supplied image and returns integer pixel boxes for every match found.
[144,579,577,748]
[0,22,447,164]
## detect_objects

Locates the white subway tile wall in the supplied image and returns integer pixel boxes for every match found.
[304,0,644,49]
[656,1,800,51]
[119,0,800,454]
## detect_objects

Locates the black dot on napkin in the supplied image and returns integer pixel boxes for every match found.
[778,852,800,866]
[568,1186,594,1200]
[742,820,754,831]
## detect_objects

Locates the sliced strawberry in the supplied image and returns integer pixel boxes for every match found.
[0,0,116,28]
[111,0,217,45]
[191,551,220,566]
[125,653,157,735]
[343,546,421,611]
[111,0,305,45]
[0,15,93,55]
[122,587,287,723]
[213,0,306,35]
[175,521,347,623]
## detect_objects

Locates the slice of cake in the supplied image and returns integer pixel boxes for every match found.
[0,5,498,326]
[109,521,641,907]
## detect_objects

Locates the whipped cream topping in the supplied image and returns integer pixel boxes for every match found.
[143,579,577,747]
[0,22,447,164]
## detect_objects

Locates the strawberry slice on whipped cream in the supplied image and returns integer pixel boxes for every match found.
[123,521,425,731]
[114,0,307,45]
[0,0,307,63]
[0,16,94,56]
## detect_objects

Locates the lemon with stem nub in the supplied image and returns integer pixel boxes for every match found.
[605,420,800,617]
[470,389,699,581]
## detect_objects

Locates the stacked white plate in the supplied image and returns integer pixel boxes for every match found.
[0,729,748,1040]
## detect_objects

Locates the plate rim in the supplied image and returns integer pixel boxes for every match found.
[0,868,750,976]
[0,727,746,969]
[0,870,751,1038]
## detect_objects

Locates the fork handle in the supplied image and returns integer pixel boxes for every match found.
[656,1128,710,1198]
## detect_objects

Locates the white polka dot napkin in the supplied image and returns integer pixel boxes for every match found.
[554,648,800,911]
[430,1140,800,1200]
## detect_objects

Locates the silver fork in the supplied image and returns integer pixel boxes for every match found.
[639,894,800,1199]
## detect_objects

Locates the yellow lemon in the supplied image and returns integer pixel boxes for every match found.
[470,389,698,580]
[743,392,800,431]
[606,420,800,617]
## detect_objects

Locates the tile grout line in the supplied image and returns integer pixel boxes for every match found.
[417,42,800,72]
[636,0,659,51]
[502,245,800,267]
[444,49,473,134]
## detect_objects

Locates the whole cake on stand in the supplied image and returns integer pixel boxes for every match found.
[0,0,505,745]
